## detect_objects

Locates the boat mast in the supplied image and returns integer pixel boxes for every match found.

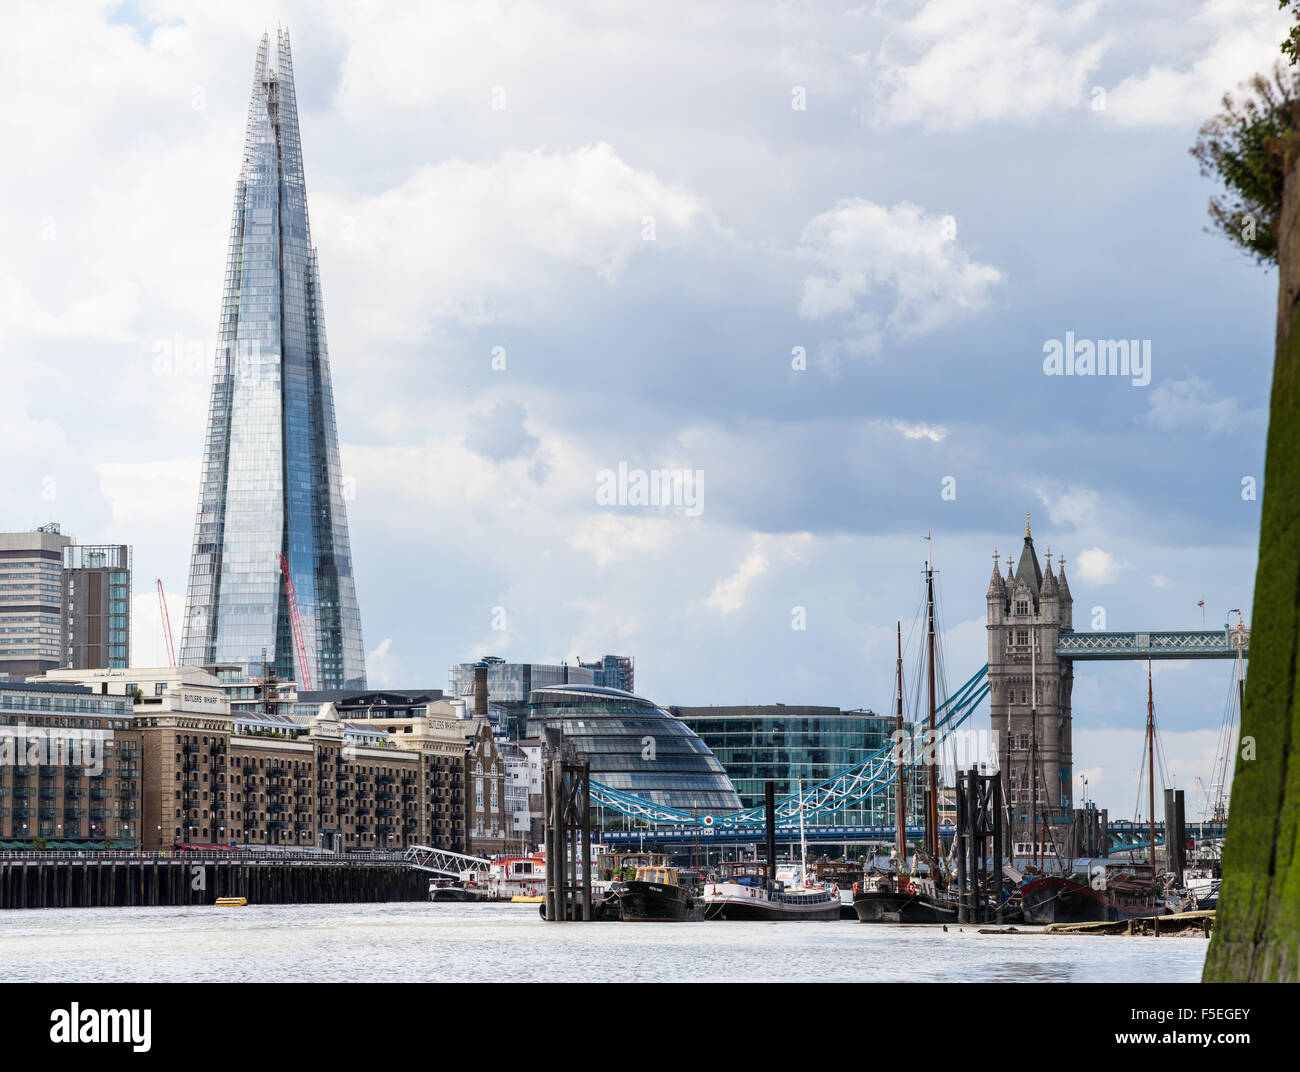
[797,778,807,888]
[1147,661,1156,874]
[926,534,938,862]
[895,619,907,869]
[1030,621,1038,869]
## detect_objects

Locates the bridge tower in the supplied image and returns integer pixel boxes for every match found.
[986,514,1074,847]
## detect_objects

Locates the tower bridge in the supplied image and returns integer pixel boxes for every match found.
[584,515,1246,850]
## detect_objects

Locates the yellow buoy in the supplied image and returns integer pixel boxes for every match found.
[214,897,248,907]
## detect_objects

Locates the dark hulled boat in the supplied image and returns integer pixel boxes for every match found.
[618,865,703,921]
[853,871,958,924]
[1020,870,1159,925]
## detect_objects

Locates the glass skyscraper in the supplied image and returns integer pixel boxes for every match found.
[180,30,366,689]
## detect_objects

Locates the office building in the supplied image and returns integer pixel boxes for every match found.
[179,29,366,690]
[62,543,131,670]
[0,680,139,847]
[0,525,73,677]
[525,685,741,814]
[30,667,465,852]
[0,526,131,679]
[578,654,634,694]
[672,703,920,826]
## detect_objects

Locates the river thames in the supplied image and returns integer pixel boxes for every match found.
[0,902,1209,982]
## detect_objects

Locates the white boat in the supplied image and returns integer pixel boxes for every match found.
[700,861,841,921]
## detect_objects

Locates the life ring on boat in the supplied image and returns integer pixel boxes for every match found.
[831,884,838,896]
[852,882,858,895]
[906,881,917,896]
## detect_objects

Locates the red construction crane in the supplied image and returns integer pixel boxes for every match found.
[156,579,176,668]
[279,553,314,691]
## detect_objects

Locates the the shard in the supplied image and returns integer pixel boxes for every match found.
[180,29,366,689]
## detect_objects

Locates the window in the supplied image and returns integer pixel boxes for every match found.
[1015,600,1029,615]
[1015,629,1029,646]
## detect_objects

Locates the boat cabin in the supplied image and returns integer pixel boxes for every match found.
[717,861,771,888]
[596,851,668,882]
[634,866,679,886]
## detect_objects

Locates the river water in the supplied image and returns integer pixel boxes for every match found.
[0,902,1208,982]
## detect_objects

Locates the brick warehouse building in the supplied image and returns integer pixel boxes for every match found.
[13,668,466,852]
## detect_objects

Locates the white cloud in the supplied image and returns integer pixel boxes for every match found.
[314,142,708,341]
[873,0,1105,130]
[567,515,676,568]
[1106,1,1291,128]
[1033,485,1102,529]
[890,420,947,443]
[705,536,771,614]
[96,459,201,531]
[1076,546,1120,584]
[797,199,1001,356]
[1145,376,1251,437]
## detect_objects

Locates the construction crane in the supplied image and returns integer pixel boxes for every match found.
[279,553,314,691]
[156,579,176,668]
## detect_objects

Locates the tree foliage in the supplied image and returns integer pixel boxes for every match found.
[1283,1,1300,67]
[1190,64,1300,265]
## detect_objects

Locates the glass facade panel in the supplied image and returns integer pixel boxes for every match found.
[675,705,925,826]
[179,30,365,689]
[524,686,741,814]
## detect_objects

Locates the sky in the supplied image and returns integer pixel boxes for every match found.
[0,0,1281,822]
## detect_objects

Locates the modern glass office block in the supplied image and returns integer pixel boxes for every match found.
[525,685,742,813]
[180,29,366,689]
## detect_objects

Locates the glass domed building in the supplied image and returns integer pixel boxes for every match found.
[524,685,741,814]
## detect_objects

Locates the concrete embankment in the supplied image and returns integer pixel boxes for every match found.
[0,857,426,909]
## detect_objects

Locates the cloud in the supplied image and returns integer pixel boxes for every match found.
[314,142,708,341]
[567,515,676,568]
[464,400,542,464]
[1033,485,1101,529]
[797,199,1001,358]
[1076,546,1120,585]
[1144,376,1252,438]
[1105,2,1291,128]
[872,0,1105,130]
[705,536,771,614]
[890,420,947,443]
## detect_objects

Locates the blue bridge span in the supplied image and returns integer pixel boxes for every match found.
[587,628,1246,851]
